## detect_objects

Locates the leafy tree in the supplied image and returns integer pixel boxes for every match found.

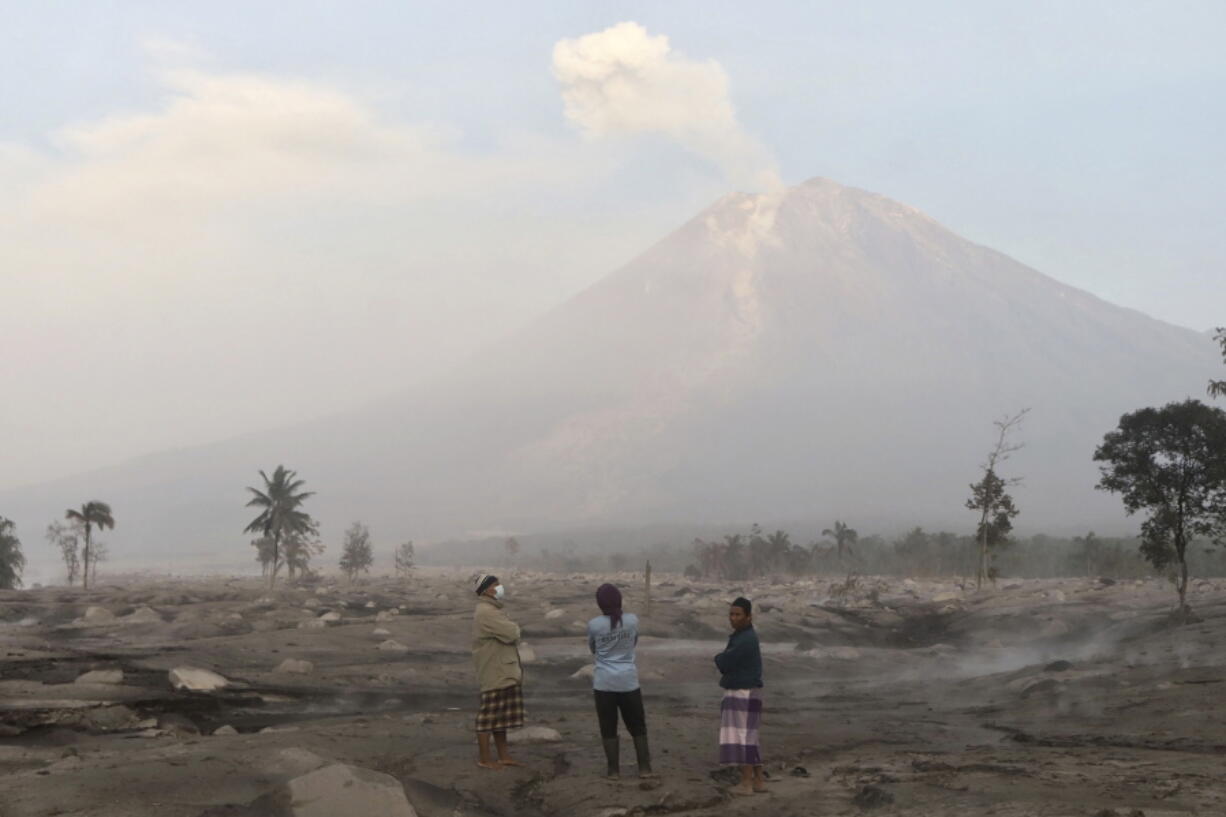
[284,521,324,580]
[0,517,25,590]
[339,522,374,581]
[821,521,859,561]
[1095,399,1226,614]
[64,501,115,589]
[244,466,315,589]
[765,530,793,573]
[46,520,81,585]
[394,541,415,579]
[1209,327,1226,398]
[967,409,1027,589]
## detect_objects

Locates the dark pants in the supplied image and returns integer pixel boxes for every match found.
[594,688,647,738]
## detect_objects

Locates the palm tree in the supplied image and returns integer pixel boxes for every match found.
[65,501,115,589]
[0,517,25,590]
[821,520,858,562]
[244,466,315,589]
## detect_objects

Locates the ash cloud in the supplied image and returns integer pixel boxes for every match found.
[552,21,781,192]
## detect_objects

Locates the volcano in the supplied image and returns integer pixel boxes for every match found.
[4,178,1218,569]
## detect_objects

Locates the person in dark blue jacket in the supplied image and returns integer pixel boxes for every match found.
[713,597,764,796]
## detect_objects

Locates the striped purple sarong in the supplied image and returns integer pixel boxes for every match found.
[718,688,763,765]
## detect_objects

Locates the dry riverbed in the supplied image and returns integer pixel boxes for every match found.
[2,569,1225,816]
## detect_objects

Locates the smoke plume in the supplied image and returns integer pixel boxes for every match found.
[552,21,781,192]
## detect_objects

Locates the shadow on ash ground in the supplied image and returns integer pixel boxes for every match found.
[3,569,1226,816]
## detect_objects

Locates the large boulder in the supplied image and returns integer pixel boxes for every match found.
[254,763,418,817]
[168,666,230,691]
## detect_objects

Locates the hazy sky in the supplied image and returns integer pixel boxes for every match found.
[3,1,1224,491]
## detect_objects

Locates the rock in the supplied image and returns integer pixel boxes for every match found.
[931,592,960,603]
[375,610,399,622]
[260,726,301,734]
[75,669,124,685]
[122,605,163,623]
[303,598,320,608]
[82,705,141,731]
[372,627,391,636]
[254,763,417,817]
[157,713,201,734]
[169,666,230,691]
[365,601,377,608]
[1046,589,1066,603]
[318,611,342,622]
[81,606,114,622]
[276,659,315,674]
[829,646,861,660]
[298,619,328,630]
[852,784,895,809]
[544,608,565,620]
[261,748,328,777]
[377,639,410,652]
[213,725,239,736]
[18,617,39,627]
[570,664,595,680]
[507,726,562,744]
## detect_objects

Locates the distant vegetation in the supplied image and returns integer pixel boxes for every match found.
[1095,399,1226,615]
[339,522,374,582]
[45,520,80,585]
[967,409,1027,589]
[394,541,415,579]
[0,517,24,589]
[244,466,317,588]
[1208,327,1225,398]
[64,501,114,589]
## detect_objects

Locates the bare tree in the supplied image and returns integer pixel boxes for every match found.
[46,520,81,585]
[967,409,1028,590]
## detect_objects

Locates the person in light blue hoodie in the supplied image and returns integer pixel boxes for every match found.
[588,583,655,779]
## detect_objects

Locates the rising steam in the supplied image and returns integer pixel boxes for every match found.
[552,21,781,192]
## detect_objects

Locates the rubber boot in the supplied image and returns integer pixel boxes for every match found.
[602,738,619,778]
[632,733,656,777]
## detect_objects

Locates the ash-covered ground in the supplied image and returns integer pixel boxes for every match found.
[2,570,1224,816]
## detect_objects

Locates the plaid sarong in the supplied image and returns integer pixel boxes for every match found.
[718,688,763,765]
[475,683,525,733]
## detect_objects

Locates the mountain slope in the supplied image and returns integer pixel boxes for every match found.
[4,178,1218,574]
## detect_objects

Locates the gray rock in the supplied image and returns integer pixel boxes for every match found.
[254,763,417,817]
[75,669,124,685]
[82,606,114,621]
[213,725,239,736]
[168,666,230,691]
[275,659,314,674]
[260,747,328,777]
[157,712,201,734]
[377,639,410,653]
[297,619,327,630]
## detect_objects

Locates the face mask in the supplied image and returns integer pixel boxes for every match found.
[494,585,505,601]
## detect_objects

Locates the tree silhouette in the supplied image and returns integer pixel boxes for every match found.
[0,517,24,590]
[967,409,1027,589]
[821,521,859,561]
[244,466,315,589]
[339,522,374,582]
[1095,399,1226,616]
[1209,327,1226,398]
[65,501,114,589]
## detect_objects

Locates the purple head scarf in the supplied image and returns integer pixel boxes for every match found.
[596,583,623,629]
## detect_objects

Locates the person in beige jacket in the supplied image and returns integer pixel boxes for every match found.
[472,573,525,769]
